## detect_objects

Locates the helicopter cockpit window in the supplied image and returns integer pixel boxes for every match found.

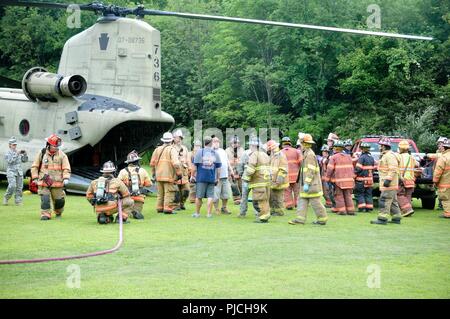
[19,119,30,136]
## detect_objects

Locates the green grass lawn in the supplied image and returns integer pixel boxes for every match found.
[0,181,449,299]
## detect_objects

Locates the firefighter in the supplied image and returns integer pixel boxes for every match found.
[344,139,353,155]
[397,140,418,217]
[31,134,71,220]
[433,138,450,218]
[118,150,152,219]
[225,135,244,205]
[320,145,334,208]
[86,161,134,224]
[324,140,356,215]
[354,142,375,212]
[188,140,202,203]
[150,132,182,214]
[281,136,303,210]
[289,134,328,225]
[3,137,28,206]
[267,140,289,216]
[242,136,271,223]
[173,129,190,211]
[236,146,254,217]
[325,133,339,154]
[371,137,402,225]
[427,136,447,210]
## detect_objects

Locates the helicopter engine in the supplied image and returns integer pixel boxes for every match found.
[22,67,87,102]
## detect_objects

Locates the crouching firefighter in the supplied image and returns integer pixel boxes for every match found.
[118,151,152,219]
[31,134,71,220]
[86,161,134,224]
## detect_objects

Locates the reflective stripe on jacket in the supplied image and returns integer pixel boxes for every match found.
[378,150,400,191]
[242,150,271,189]
[281,146,302,183]
[433,149,450,189]
[325,152,355,189]
[299,148,322,198]
[354,152,375,186]
[270,149,289,190]
[398,152,417,188]
[150,144,182,183]
[31,149,71,187]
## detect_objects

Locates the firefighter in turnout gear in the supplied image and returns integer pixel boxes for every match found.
[173,130,190,211]
[3,137,28,206]
[242,136,271,223]
[87,161,134,224]
[371,137,402,225]
[433,138,450,218]
[289,134,328,225]
[226,135,244,205]
[320,145,334,208]
[118,151,152,219]
[150,132,182,214]
[31,134,71,220]
[325,140,356,215]
[397,140,418,217]
[281,136,303,210]
[188,140,202,203]
[267,140,289,216]
[354,142,375,212]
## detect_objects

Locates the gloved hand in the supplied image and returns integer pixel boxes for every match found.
[303,184,310,192]
[89,198,96,206]
[383,179,391,187]
[63,179,69,186]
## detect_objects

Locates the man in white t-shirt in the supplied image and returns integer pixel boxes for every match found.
[212,136,233,214]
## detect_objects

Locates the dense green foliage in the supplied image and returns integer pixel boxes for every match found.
[0,183,449,298]
[0,0,448,152]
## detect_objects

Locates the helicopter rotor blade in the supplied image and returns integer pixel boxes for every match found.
[142,9,433,41]
[0,1,109,13]
[0,1,433,41]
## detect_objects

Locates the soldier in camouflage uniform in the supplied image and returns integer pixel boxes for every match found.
[3,137,28,206]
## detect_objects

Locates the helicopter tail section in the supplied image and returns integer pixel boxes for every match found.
[58,17,165,122]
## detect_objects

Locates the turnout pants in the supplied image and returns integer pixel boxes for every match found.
[38,186,65,219]
[397,185,414,214]
[437,188,450,217]
[378,190,402,222]
[156,181,178,213]
[176,183,190,208]
[4,172,23,204]
[252,186,270,221]
[270,188,285,215]
[296,196,328,224]
[354,181,374,211]
[284,182,299,209]
[131,195,145,214]
[333,187,355,214]
[95,197,134,220]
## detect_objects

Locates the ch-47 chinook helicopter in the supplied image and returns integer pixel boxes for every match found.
[0,0,433,194]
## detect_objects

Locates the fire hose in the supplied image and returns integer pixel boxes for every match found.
[0,200,124,265]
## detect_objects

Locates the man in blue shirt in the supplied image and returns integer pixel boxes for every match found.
[191,136,222,218]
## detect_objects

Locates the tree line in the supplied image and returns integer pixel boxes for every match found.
[0,0,448,152]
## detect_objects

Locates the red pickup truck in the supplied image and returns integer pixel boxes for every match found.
[352,135,436,209]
